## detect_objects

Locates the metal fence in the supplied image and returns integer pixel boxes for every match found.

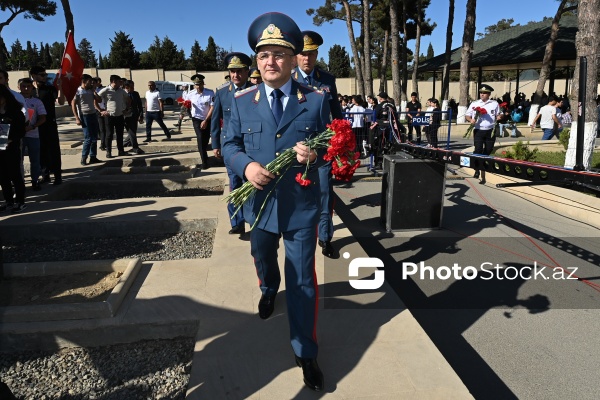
[342,110,454,151]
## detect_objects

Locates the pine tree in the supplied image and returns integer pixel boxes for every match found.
[108,31,137,68]
[78,38,97,67]
[426,43,434,59]
[41,43,52,68]
[188,40,204,71]
[8,39,25,70]
[98,50,104,69]
[49,41,65,69]
[203,36,219,71]
[328,45,351,78]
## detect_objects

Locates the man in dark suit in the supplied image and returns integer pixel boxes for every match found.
[211,52,254,234]
[223,12,331,392]
[293,30,343,259]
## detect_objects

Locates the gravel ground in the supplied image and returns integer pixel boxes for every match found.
[0,338,194,399]
[2,230,215,263]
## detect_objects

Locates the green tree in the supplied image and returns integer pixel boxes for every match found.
[41,43,52,67]
[328,44,351,78]
[7,38,24,70]
[77,38,96,67]
[188,40,205,71]
[25,41,39,68]
[477,18,517,38]
[426,42,434,59]
[141,35,186,70]
[98,50,104,69]
[48,41,64,69]
[108,31,137,68]
[0,0,57,69]
[202,36,219,71]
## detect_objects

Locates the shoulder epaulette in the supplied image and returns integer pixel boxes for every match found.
[235,85,258,98]
[216,82,230,91]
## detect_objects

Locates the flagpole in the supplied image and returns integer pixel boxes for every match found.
[56,30,73,79]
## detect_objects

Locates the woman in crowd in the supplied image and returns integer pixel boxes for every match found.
[366,95,378,110]
[0,84,27,212]
[427,98,441,148]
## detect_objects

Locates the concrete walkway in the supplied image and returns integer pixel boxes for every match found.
[1,112,473,399]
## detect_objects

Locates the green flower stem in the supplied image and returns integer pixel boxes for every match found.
[224,129,334,209]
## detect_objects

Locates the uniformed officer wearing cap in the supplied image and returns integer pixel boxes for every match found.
[465,84,501,184]
[187,73,215,169]
[211,52,254,234]
[222,11,330,392]
[293,30,343,259]
[249,67,262,85]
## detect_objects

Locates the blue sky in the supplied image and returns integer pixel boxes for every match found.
[2,0,561,66]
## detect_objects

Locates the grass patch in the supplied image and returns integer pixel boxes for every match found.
[493,150,600,168]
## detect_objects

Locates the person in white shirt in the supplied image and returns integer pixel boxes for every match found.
[465,84,502,185]
[187,74,214,169]
[19,78,46,191]
[144,81,172,142]
[531,95,561,140]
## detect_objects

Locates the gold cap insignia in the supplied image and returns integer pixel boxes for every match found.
[227,55,247,69]
[257,23,295,51]
[263,24,283,40]
[303,35,319,51]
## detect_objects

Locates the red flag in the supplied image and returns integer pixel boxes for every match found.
[59,31,84,103]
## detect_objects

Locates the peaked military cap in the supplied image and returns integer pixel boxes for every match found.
[247,12,303,55]
[225,52,252,69]
[479,84,494,93]
[249,68,261,78]
[191,74,205,85]
[301,31,323,52]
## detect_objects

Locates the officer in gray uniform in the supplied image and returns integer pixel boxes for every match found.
[223,12,330,392]
[293,30,343,258]
[211,52,254,234]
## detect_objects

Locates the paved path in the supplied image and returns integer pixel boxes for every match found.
[2,112,473,399]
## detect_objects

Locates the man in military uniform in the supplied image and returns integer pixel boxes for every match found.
[249,67,262,85]
[187,74,214,169]
[223,12,330,392]
[465,84,501,185]
[211,52,254,234]
[293,30,343,259]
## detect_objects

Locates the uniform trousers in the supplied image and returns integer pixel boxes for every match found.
[250,226,319,358]
[225,160,244,228]
[473,128,496,156]
[192,117,211,166]
[317,162,334,242]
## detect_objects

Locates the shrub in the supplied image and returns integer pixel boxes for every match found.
[559,128,570,150]
[501,140,538,161]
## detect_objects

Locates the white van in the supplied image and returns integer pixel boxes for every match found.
[153,80,193,105]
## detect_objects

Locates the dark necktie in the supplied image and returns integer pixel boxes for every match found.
[306,75,312,86]
[271,89,283,125]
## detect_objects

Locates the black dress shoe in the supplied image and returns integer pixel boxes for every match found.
[258,293,276,319]
[89,157,103,164]
[53,176,62,185]
[473,170,480,179]
[295,356,324,392]
[318,240,335,258]
[229,225,245,234]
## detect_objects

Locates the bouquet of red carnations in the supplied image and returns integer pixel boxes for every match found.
[225,119,360,229]
[176,97,192,109]
[463,106,488,138]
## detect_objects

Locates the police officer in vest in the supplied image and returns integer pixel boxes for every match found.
[293,30,343,258]
[211,52,254,234]
[223,12,331,392]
